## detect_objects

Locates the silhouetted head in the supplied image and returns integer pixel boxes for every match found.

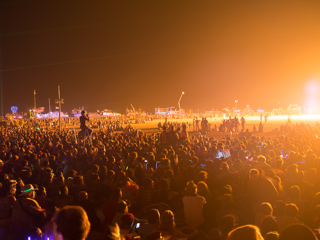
[279,224,317,240]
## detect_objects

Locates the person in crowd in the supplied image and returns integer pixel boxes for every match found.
[54,206,91,240]
[54,185,73,209]
[35,186,52,211]
[112,199,130,227]
[240,117,246,131]
[260,216,278,238]
[138,177,155,210]
[159,210,197,239]
[121,177,139,207]
[264,231,279,240]
[279,224,317,240]
[167,125,179,149]
[254,155,272,170]
[80,110,92,137]
[247,168,278,211]
[26,227,45,240]
[259,122,263,132]
[255,202,274,228]
[77,191,101,231]
[84,164,99,185]
[209,214,238,240]
[120,213,139,239]
[182,181,206,228]
[285,185,306,220]
[180,124,189,143]
[102,187,123,231]
[227,224,264,240]
[276,203,302,231]
[0,179,17,240]
[2,115,320,239]
[273,200,286,219]
[137,209,161,240]
[11,184,46,240]
[197,181,211,203]
[160,126,168,146]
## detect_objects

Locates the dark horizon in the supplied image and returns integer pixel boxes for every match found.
[1,0,320,115]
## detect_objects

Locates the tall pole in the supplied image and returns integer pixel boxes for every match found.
[55,86,63,132]
[58,86,61,132]
[178,91,185,113]
[0,73,3,117]
[0,77,2,117]
[0,36,3,116]
[48,98,51,113]
[33,90,36,116]
[34,90,36,109]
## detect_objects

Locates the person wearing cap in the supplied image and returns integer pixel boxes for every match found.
[11,184,46,240]
[0,179,17,240]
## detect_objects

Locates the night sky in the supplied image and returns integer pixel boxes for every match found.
[1,0,320,114]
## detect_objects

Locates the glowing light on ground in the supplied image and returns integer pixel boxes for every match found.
[243,114,320,122]
[270,115,320,120]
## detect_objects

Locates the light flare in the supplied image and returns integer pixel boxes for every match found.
[304,80,320,114]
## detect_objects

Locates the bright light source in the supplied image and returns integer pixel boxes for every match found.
[304,79,320,114]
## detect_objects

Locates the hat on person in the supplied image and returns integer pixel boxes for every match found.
[19,184,38,196]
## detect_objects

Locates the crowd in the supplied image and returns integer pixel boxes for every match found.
[1,118,320,240]
[19,116,131,132]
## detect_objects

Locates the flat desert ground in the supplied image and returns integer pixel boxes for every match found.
[128,115,320,140]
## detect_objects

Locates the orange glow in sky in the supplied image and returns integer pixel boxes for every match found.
[1,1,320,113]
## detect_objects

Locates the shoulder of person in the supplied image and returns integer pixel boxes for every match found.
[197,195,206,203]
[22,197,41,207]
[171,228,188,238]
